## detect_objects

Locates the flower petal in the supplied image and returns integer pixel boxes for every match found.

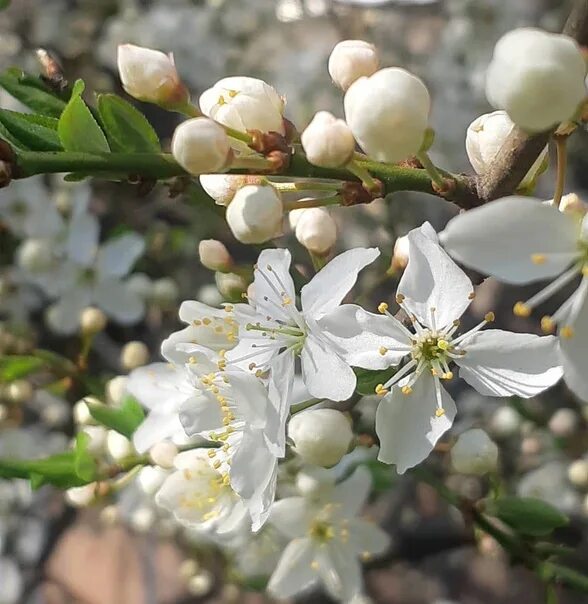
[66,210,99,268]
[179,392,225,437]
[301,247,380,319]
[126,363,192,411]
[440,197,579,284]
[318,544,362,603]
[133,411,184,453]
[267,538,317,600]
[560,282,588,401]
[347,519,391,557]
[399,223,473,328]
[46,290,91,335]
[96,233,145,278]
[334,465,372,517]
[93,278,144,324]
[269,498,313,539]
[301,333,356,401]
[375,374,456,473]
[456,329,563,398]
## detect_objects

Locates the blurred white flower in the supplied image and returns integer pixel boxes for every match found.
[451,428,499,475]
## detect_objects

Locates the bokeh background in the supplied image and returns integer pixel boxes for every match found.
[1,0,588,603]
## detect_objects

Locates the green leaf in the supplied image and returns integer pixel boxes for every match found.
[87,395,145,439]
[0,118,28,149]
[0,355,45,381]
[0,68,66,117]
[0,109,61,151]
[58,80,110,153]
[74,432,98,482]
[354,367,397,396]
[486,496,569,537]
[97,94,160,153]
[0,0,11,10]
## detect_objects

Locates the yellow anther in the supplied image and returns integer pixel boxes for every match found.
[375,384,389,396]
[218,95,226,105]
[435,408,446,417]
[222,474,231,485]
[583,265,588,277]
[188,355,197,364]
[442,371,454,380]
[401,385,413,395]
[183,469,192,480]
[513,301,531,317]
[560,325,575,339]
[531,253,547,265]
[437,339,450,351]
[378,302,389,314]
[228,89,238,98]
[214,325,224,333]
[282,296,292,306]
[192,319,202,326]
[468,292,476,300]
[378,346,388,356]
[202,318,211,325]
[361,551,372,562]
[395,293,405,304]
[541,315,555,333]
[484,311,495,322]
[213,460,222,469]
[207,449,216,458]
[431,368,439,376]
[224,305,233,312]
[310,560,320,570]
[453,319,460,327]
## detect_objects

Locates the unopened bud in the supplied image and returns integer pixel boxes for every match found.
[138,466,169,495]
[6,380,33,404]
[117,44,189,108]
[120,341,150,371]
[215,272,248,299]
[106,430,135,461]
[198,239,233,271]
[568,460,588,488]
[328,40,379,91]
[293,208,337,255]
[301,111,355,168]
[187,571,214,597]
[17,238,56,273]
[490,406,521,438]
[130,507,156,533]
[225,184,284,244]
[151,278,179,308]
[65,483,97,508]
[559,193,588,215]
[149,441,179,469]
[390,235,410,273]
[172,118,232,175]
[80,307,107,335]
[105,375,128,406]
[548,408,578,438]
[451,428,498,475]
[81,425,107,454]
[288,408,353,467]
[74,397,100,425]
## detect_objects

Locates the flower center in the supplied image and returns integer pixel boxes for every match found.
[308,520,334,543]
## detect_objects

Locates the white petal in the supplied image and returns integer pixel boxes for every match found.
[348,519,391,557]
[334,465,372,517]
[126,363,192,411]
[399,223,473,328]
[179,392,224,436]
[46,291,90,335]
[223,370,270,427]
[301,333,356,401]
[269,498,313,539]
[66,211,99,268]
[301,247,380,318]
[93,278,144,324]
[318,544,362,603]
[560,283,588,401]
[133,412,184,453]
[96,233,145,278]
[375,374,456,473]
[267,351,295,455]
[456,329,563,398]
[267,538,317,600]
[440,197,580,284]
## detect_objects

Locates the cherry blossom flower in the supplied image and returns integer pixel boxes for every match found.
[440,196,588,400]
[267,466,389,603]
[334,223,562,473]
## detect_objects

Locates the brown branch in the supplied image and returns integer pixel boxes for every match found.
[458,0,588,207]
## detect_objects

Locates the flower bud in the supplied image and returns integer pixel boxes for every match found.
[81,425,107,454]
[567,460,588,488]
[106,430,135,461]
[199,76,285,135]
[80,307,107,335]
[225,184,283,243]
[215,272,248,299]
[344,67,431,163]
[65,483,96,508]
[117,44,189,108]
[73,397,100,425]
[301,111,355,168]
[137,466,169,495]
[466,111,548,188]
[130,507,156,533]
[328,40,379,91]
[485,28,587,132]
[490,406,521,438]
[390,235,410,273]
[198,239,234,271]
[17,238,56,273]
[151,278,179,308]
[288,408,353,467]
[548,408,578,438]
[293,208,337,255]
[172,118,232,175]
[187,571,214,597]
[149,441,179,469]
[120,341,150,371]
[199,174,262,206]
[106,376,128,406]
[6,380,33,404]
[451,428,499,476]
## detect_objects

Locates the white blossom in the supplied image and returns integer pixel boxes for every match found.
[199,76,285,136]
[331,223,561,473]
[117,43,188,107]
[328,40,379,92]
[171,117,233,175]
[226,246,379,451]
[267,466,389,603]
[301,111,356,168]
[344,67,430,163]
[485,28,587,132]
[466,111,548,188]
[440,196,588,401]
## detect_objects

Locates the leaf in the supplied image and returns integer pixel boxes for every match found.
[58,80,110,153]
[74,432,98,482]
[87,396,145,439]
[0,0,11,10]
[354,367,397,396]
[0,68,66,117]
[0,118,28,150]
[0,109,62,151]
[486,496,569,537]
[0,355,45,381]
[97,94,160,153]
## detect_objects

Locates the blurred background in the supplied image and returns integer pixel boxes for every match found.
[1,0,588,603]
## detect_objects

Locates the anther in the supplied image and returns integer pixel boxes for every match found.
[395,293,405,304]
[468,292,476,300]
[375,384,388,396]
[541,316,555,333]
[435,408,446,417]
[560,325,575,339]
[401,385,413,395]
[442,371,453,380]
[378,302,388,314]
[531,253,547,265]
[484,311,495,322]
[513,302,531,317]
[378,346,388,356]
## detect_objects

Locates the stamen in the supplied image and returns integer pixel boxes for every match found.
[375,383,388,396]
[378,346,388,356]
[378,302,388,314]
[541,315,556,333]
[401,385,412,395]
[433,377,445,417]
[560,325,574,338]
[513,302,532,317]
[383,359,418,389]
[531,253,547,265]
